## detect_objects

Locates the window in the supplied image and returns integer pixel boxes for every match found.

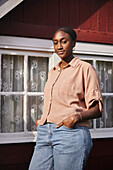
[78,56,113,130]
[73,42,113,138]
[1,54,48,133]
[0,36,113,143]
[0,36,54,143]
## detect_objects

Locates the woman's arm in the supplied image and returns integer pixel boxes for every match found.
[56,102,102,128]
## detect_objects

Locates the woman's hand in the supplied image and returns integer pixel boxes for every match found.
[56,103,102,129]
[36,119,41,127]
[56,114,81,128]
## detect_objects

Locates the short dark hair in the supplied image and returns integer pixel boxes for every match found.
[53,27,77,41]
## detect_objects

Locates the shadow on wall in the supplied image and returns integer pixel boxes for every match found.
[0,0,110,38]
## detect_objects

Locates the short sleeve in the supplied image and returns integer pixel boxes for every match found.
[84,64,103,113]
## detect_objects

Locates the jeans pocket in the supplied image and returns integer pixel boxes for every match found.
[62,124,78,131]
[37,125,40,131]
[62,125,72,130]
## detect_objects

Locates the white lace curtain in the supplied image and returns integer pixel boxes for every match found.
[27,57,48,131]
[83,59,113,129]
[0,55,48,132]
[96,61,113,128]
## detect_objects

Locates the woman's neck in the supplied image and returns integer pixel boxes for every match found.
[60,55,74,70]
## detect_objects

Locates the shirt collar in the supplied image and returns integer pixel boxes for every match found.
[53,57,80,71]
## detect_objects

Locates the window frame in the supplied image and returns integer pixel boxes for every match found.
[73,42,113,139]
[0,36,54,143]
[0,36,113,144]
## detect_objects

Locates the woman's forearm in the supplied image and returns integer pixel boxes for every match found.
[56,103,102,128]
[79,103,102,122]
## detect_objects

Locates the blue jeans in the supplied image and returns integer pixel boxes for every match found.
[29,123,93,170]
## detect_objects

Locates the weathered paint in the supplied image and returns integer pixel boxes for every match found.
[0,0,113,44]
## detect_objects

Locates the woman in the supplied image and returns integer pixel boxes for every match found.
[29,27,103,170]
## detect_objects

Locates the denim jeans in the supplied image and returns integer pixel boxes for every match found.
[29,123,93,170]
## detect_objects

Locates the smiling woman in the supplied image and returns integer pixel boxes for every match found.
[29,27,103,170]
[52,27,76,70]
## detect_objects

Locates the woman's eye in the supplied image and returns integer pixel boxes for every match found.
[62,40,67,44]
[53,41,58,45]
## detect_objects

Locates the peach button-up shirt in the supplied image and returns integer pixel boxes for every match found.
[38,57,103,127]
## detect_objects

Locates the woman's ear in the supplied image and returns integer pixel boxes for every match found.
[72,41,76,51]
[72,41,76,48]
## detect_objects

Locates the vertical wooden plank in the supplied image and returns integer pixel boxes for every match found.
[107,0,113,33]
[84,157,98,170]
[0,143,35,165]
[60,0,69,27]
[36,0,48,25]
[98,0,107,32]
[68,0,79,28]
[99,157,113,170]
[24,0,37,24]
[10,2,24,23]
[90,0,99,31]
[47,0,60,26]
[79,0,90,30]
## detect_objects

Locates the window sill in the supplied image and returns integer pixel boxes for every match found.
[0,128,113,144]
[90,128,113,139]
[0,132,37,144]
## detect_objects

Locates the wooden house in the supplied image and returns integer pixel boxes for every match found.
[0,0,113,169]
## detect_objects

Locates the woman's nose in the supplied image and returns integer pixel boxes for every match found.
[58,42,63,49]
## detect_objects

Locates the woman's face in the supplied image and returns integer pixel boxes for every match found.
[53,31,75,60]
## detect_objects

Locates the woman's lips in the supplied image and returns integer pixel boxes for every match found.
[57,51,65,55]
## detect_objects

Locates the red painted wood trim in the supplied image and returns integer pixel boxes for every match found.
[76,29,113,44]
[0,23,113,44]
[0,23,58,39]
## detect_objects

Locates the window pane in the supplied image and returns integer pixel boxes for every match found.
[96,96,113,128]
[89,120,93,129]
[28,57,48,92]
[0,95,24,132]
[27,96,44,131]
[96,61,113,93]
[1,54,24,92]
